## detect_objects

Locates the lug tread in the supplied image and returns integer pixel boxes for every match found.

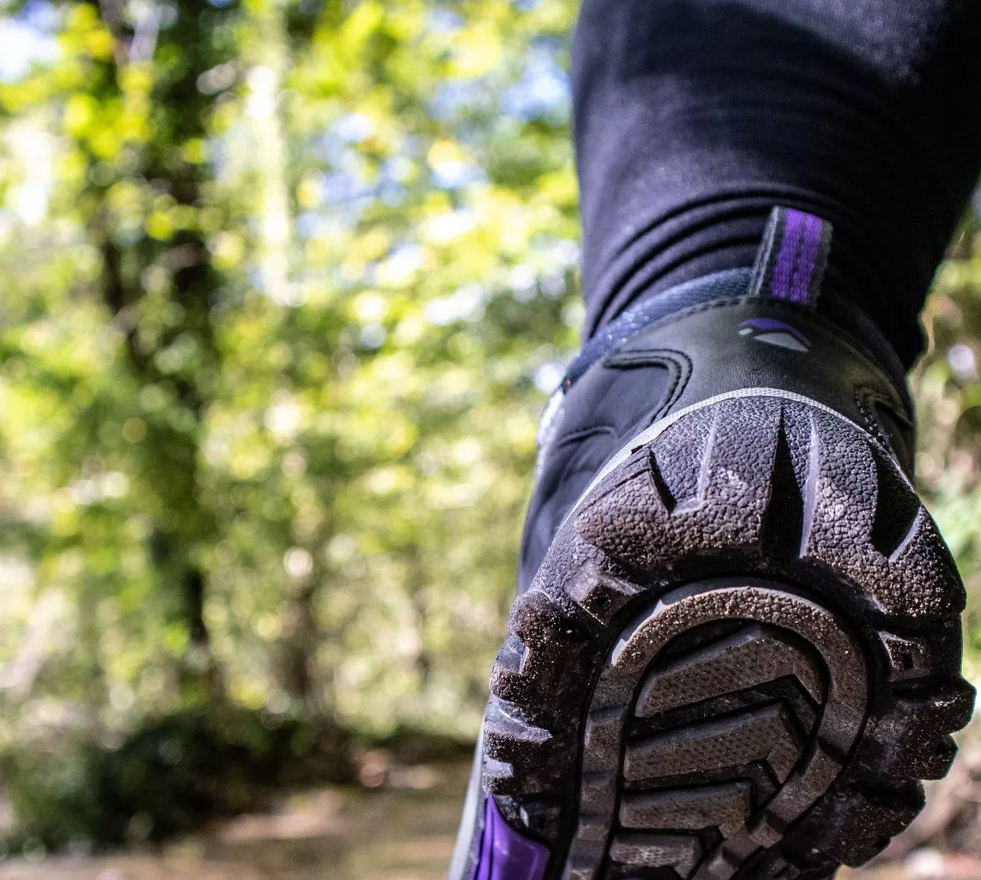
[477,395,974,880]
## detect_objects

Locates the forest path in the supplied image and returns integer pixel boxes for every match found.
[0,762,976,880]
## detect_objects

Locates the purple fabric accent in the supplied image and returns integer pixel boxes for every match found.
[770,209,823,304]
[472,798,550,880]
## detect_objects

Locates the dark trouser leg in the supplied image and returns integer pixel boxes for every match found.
[574,0,981,368]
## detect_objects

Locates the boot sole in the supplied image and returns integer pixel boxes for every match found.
[478,392,974,880]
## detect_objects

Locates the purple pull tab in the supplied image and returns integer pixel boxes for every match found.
[749,206,833,307]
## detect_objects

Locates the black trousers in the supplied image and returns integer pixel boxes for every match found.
[574,0,981,368]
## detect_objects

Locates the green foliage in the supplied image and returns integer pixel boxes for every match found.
[0,0,580,844]
[0,707,354,850]
[0,0,978,851]
[912,221,981,682]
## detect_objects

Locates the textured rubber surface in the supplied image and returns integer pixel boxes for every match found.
[481,395,974,880]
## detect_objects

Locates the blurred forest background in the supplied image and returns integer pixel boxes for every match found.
[0,0,979,870]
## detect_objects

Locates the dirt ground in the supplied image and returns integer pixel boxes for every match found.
[0,761,978,880]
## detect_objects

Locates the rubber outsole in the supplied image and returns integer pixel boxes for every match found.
[479,394,975,880]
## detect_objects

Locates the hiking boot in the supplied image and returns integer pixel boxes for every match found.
[448,207,975,880]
